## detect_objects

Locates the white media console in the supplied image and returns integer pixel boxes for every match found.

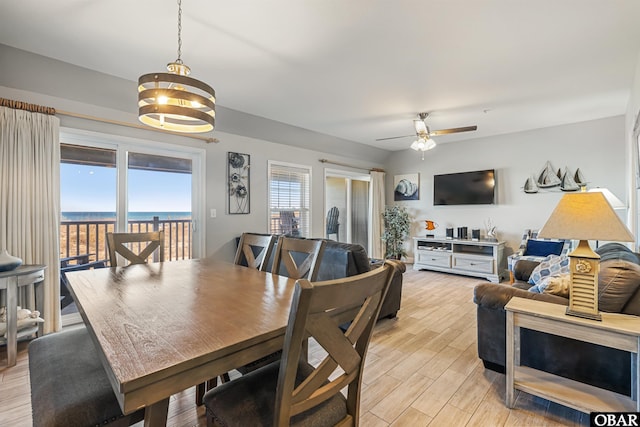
[413,237,506,283]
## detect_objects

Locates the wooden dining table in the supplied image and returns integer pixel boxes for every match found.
[66,258,297,426]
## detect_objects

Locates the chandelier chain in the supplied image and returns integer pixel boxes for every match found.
[176,0,183,63]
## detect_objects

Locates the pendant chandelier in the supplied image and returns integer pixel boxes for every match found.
[138,0,216,133]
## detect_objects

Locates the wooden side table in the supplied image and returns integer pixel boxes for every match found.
[505,296,640,413]
[0,265,46,367]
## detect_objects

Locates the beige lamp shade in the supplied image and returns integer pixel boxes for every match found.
[538,192,634,242]
[587,188,625,209]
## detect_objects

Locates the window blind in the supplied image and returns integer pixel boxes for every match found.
[268,162,311,237]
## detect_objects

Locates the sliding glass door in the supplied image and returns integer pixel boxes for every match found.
[324,169,370,250]
[59,130,204,320]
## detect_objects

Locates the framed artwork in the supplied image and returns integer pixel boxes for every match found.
[394,173,419,201]
[228,152,250,214]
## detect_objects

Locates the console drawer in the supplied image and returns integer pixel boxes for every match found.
[17,271,45,287]
[452,255,494,274]
[416,251,451,268]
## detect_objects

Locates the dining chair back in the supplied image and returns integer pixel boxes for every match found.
[203,260,399,427]
[271,237,325,281]
[196,232,276,406]
[234,233,277,271]
[106,231,165,267]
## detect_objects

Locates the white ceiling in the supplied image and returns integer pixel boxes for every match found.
[2,0,640,151]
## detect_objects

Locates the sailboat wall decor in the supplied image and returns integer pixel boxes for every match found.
[536,161,561,188]
[560,167,580,191]
[574,168,587,186]
[523,175,539,193]
[524,162,587,194]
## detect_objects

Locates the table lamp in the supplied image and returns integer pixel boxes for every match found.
[538,192,635,320]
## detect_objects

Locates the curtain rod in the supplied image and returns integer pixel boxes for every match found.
[0,97,219,143]
[319,158,385,173]
[56,110,219,143]
[0,97,56,115]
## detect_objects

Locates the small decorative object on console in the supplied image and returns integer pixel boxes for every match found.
[0,250,22,272]
[485,218,497,241]
[424,220,438,236]
[446,228,454,239]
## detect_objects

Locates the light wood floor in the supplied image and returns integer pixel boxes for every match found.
[0,268,590,426]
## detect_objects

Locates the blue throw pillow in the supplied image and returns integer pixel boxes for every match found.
[528,254,570,285]
[524,239,565,257]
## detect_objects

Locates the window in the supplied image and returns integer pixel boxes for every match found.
[268,161,311,237]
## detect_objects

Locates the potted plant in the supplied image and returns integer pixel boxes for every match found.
[381,205,411,260]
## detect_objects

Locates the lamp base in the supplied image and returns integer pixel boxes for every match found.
[565,307,602,321]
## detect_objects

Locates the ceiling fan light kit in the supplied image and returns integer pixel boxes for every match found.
[377,112,477,159]
[138,0,216,134]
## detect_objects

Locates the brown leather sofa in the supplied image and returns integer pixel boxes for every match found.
[474,243,640,396]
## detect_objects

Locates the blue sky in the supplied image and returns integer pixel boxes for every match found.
[60,163,191,212]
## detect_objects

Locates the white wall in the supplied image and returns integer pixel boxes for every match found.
[1,43,632,262]
[626,50,640,248]
[384,116,627,257]
[0,45,385,262]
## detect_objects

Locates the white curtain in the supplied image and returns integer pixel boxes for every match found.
[369,170,386,259]
[1,106,61,333]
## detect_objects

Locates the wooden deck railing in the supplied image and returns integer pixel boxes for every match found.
[60,216,192,265]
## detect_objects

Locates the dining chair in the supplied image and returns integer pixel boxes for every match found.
[233,232,277,271]
[29,326,145,427]
[195,232,278,406]
[271,236,325,281]
[202,260,399,427]
[236,237,326,377]
[106,231,165,267]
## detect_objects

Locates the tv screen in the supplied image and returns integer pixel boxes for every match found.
[433,169,496,205]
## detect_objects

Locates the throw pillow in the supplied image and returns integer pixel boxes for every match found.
[542,274,571,298]
[524,239,565,257]
[598,259,640,312]
[528,254,570,285]
[527,274,570,297]
[596,243,639,264]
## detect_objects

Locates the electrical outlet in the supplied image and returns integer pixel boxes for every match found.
[210,209,216,218]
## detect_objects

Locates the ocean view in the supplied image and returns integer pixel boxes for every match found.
[61,211,192,221]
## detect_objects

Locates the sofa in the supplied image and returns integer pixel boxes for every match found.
[474,243,640,396]
[238,235,405,320]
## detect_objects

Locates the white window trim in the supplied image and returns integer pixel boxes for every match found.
[267,160,313,237]
[60,127,206,258]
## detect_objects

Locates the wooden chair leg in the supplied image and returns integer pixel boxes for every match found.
[196,382,206,406]
[509,270,515,284]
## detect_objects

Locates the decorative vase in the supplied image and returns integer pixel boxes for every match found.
[0,250,23,272]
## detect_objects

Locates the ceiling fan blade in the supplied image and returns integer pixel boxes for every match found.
[430,125,477,136]
[375,134,415,141]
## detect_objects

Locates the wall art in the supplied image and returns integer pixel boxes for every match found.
[228,152,250,214]
[394,173,419,201]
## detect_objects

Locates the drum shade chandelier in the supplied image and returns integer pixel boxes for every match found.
[138,0,216,133]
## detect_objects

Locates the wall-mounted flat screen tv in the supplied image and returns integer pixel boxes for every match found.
[433,169,496,205]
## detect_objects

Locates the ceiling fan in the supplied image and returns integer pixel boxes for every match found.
[377,112,477,159]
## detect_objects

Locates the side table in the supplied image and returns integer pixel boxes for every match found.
[0,265,46,367]
[505,296,640,413]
